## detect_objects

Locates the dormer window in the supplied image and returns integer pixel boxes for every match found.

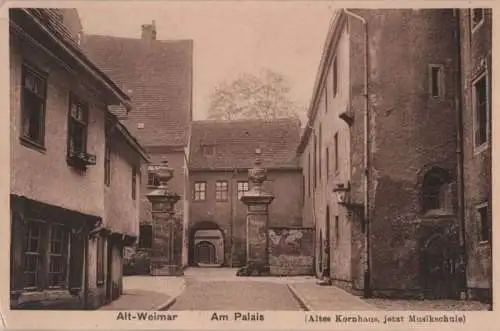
[202,145,215,156]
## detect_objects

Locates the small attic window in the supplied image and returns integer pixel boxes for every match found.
[137,123,145,129]
[202,145,215,156]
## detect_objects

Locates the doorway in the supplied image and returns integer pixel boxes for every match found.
[106,240,113,302]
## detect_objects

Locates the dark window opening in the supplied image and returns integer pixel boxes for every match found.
[332,57,338,97]
[430,65,442,98]
[334,133,339,172]
[478,204,491,243]
[21,64,47,146]
[138,225,153,249]
[96,236,105,286]
[326,147,330,179]
[474,75,488,147]
[68,95,89,156]
[422,168,450,213]
[132,166,137,200]
[471,9,484,28]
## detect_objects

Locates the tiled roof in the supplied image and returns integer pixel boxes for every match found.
[81,35,193,148]
[27,8,80,47]
[189,118,301,170]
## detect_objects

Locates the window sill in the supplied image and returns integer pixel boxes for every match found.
[474,142,490,156]
[19,136,46,154]
[16,289,75,304]
[478,240,491,247]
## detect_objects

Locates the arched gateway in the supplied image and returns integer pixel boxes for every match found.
[188,221,224,267]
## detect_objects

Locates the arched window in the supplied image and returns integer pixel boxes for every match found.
[421,167,451,213]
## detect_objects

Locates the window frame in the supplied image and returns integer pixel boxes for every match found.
[147,171,161,187]
[470,8,485,34]
[96,236,105,286]
[193,181,207,201]
[334,132,339,173]
[138,224,153,249]
[237,181,249,200]
[332,56,338,98]
[104,119,112,186]
[22,219,71,292]
[476,202,491,244]
[472,71,490,153]
[67,93,90,162]
[215,180,229,202]
[429,64,445,99]
[131,166,137,200]
[20,63,48,150]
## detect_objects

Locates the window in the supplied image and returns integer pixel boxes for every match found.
[104,119,111,186]
[138,224,153,249]
[202,145,215,156]
[326,147,330,179]
[319,125,322,180]
[23,220,70,291]
[67,95,89,156]
[477,203,491,243]
[334,132,339,172]
[237,181,249,199]
[429,65,444,98]
[334,216,339,246]
[131,166,137,200]
[194,182,206,201]
[471,8,485,31]
[421,167,450,213]
[473,73,489,148]
[96,236,105,286]
[216,181,229,202]
[48,224,69,289]
[332,57,338,97]
[148,171,160,187]
[21,64,47,147]
[308,153,311,196]
[23,220,43,290]
[313,134,317,189]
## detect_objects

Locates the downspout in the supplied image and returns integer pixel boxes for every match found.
[454,9,468,299]
[343,9,371,298]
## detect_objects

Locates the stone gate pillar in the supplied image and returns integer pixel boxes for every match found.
[146,161,183,276]
[240,149,275,276]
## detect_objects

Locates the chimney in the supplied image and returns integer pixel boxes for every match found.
[141,20,157,41]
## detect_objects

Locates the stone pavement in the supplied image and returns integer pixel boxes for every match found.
[99,275,186,311]
[288,282,379,311]
[365,298,491,311]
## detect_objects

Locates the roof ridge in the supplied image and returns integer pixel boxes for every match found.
[84,33,193,44]
[192,117,300,125]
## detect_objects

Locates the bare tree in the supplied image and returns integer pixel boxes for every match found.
[207,69,303,121]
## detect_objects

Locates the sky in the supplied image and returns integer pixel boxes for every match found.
[76,1,337,120]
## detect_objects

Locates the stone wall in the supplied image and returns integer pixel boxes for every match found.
[268,227,314,276]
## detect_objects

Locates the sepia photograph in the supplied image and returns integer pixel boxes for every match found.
[4,1,494,329]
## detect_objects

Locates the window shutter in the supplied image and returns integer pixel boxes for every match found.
[68,230,85,295]
[10,211,26,296]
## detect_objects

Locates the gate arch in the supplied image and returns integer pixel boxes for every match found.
[188,221,224,267]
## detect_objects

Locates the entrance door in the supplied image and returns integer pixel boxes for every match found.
[196,241,216,265]
[106,240,113,302]
[421,233,462,299]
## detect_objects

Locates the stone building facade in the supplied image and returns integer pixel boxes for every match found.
[299,9,476,299]
[9,8,147,309]
[188,119,306,268]
[82,23,194,270]
[457,8,492,302]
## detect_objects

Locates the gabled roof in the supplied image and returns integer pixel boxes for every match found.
[81,34,193,148]
[189,118,302,171]
[10,8,132,111]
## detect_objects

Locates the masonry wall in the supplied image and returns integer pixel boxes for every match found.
[104,131,141,236]
[10,32,106,218]
[459,9,492,301]
[268,228,314,276]
[189,169,302,267]
[356,9,460,294]
[300,17,356,285]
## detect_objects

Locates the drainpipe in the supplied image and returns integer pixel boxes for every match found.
[343,9,371,298]
[454,9,468,299]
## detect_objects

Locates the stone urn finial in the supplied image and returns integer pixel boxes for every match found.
[248,148,267,193]
[146,159,180,214]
